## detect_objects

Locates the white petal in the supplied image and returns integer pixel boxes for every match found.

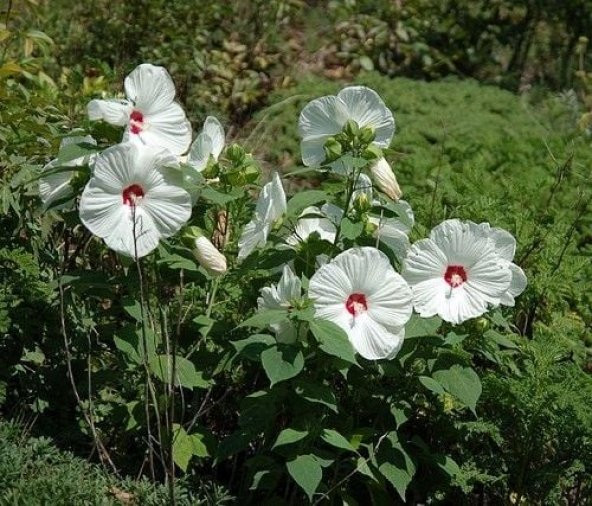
[238,220,269,260]
[124,63,176,114]
[402,238,448,285]
[276,264,301,302]
[298,95,348,166]
[267,171,287,222]
[87,99,131,126]
[337,86,395,147]
[187,131,213,172]
[309,257,353,309]
[489,227,517,261]
[500,263,527,306]
[202,116,225,160]
[39,160,73,208]
[373,220,410,260]
[466,255,512,306]
[139,102,192,155]
[348,313,404,360]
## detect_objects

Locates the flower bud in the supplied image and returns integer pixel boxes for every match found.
[358,126,376,145]
[193,236,227,276]
[369,157,402,200]
[323,137,342,162]
[343,119,360,138]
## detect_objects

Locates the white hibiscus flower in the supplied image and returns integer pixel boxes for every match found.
[87,63,192,155]
[402,219,526,324]
[39,135,97,209]
[79,142,192,258]
[298,86,395,167]
[238,171,287,260]
[309,247,413,360]
[257,264,302,343]
[186,116,225,172]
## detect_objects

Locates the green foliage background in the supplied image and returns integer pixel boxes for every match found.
[1,0,592,504]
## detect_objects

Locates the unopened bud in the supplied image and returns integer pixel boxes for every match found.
[323,137,342,162]
[359,126,376,145]
[226,144,245,163]
[354,190,371,214]
[370,157,402,200]
[193,236,227,276]
[343,119,360,138]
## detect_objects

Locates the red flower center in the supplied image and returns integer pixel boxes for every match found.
[129,110,144,134]
[346,293,368,316]
[444,265,467,288]
[122,184,145,206]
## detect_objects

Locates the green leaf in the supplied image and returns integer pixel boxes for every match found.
[432,365,482,414]
[273,428,308,449]
[172,425,193,472]
[232,334,275,361]
[377,432,416,500]
[294,381,338,413]
[321,429,356,453]
[238,309,288,329]
[149,355,210,390]
[286,190,328,217]
[122,297,143,322]
[485,329,519,349]
[310,319,357,365]
[419,376,446,395]
[261,344,304,386]
[443,332,468,346]
[286,455,322,502]
[56,141,96,164]
[340,217,364,240]
[405,314,442,338]
[201,186,242,205]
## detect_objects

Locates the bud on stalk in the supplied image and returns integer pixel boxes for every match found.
[193,236,227,276]
[369,157,402,200]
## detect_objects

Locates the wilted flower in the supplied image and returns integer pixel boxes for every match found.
[238,171,287,260]
[87,63,192,155]
[39,135,97,209]
[186,116,225,172]
[79,143,191,258]
[298,86,395,167]
[402,219,526,324]
[369,157,402,200]
[258,264,302,343]
[309,247,413,360]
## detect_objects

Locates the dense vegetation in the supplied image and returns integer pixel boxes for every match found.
[1,1,592,504]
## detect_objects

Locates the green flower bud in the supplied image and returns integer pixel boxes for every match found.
[363,144,383,161]
[359,126,376,145]
[226,144,246,163]
[323,137,342,162]
[343,119,360,138]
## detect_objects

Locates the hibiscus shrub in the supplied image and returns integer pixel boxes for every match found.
[6,62,592,506]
